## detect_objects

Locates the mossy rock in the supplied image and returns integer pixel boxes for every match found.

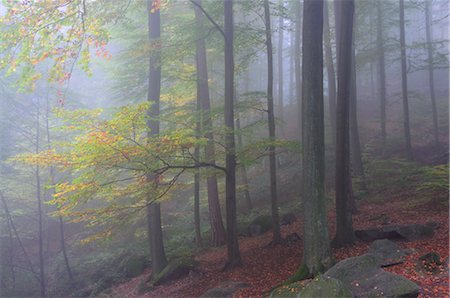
[269,281,307,298]
[151,257,197,286]
[121,255,148,278]
[298,275,353,298]
[200,281,248,298]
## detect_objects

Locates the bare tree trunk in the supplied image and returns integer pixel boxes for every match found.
[224,0,242,269]
[324,0,336,148]
[193,0,227,246]
[301,0,331,275]
[264,0,281,244]
[146,0,167,277]
[194,103,202,247]
[235,112,252,212]
[289,28,294,106]
[377,1,387,156]
[425,0,439,149]
[277,8,284,133]
[295,0,302,142]
[333,0,355,248]
[35,97,46,297]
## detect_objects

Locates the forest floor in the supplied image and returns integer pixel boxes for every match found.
[110,195,449,298]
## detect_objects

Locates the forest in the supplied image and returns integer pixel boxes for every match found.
[0,0,448,297]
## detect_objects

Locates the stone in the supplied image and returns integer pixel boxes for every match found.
[151,258,197,286]
[269,281,307,298]
[200,281,248,298]
[325,254,419,298]
[298,275,353,298]
[280,213,297,226]
[248,215,272,236]
[368,239,407,267]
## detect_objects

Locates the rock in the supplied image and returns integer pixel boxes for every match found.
[419,252,442,273]
[325,254,419,298]
[269,280,307,298]
[355,223,436,242]
[248,215,272,236]
[200,281,248,298]
[368,239,407,267]
[151,258,197,286]
[121,255,148,278]
[280,213,297,226]
[299,275,353,298]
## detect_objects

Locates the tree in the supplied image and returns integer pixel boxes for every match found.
[333,0,356,248]
[324,0,337,148]
[425,0,440,149]
[264,0,281,244]
[146,0,168,277]
[300,0,331,275]
[193,0,227,247]
[377,1,387,156]
[277,6,284,127]
[399,0,413,161]
[224,0,242,269]
[295,0,302,142]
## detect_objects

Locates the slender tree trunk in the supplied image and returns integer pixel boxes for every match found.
[289,28,294,106]
[35,97,46,297]
[349,45,366,197]
[425,0,439,149]
[2,204,15,289]
[333,0,355,248]
[399,0,413,161]
[45,97,73,281]
[193,0,227,246]
[324,0,336,148]
[146,0,168,277]
[235,111,252,212]
[194,104,202,247]
[224,0,242,269]
[264,0,281,244]
[377,1,387,156]
[295,0,302,142]
[277,8,284,130]
[301,0,331,275]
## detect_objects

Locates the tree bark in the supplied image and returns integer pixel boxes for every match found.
[35,97,46,297]
[295,0,302,142]
[264,0,281,244]
[289,28,294,106]
[301,0,331,275]
[323,0,336,148]
[399,0,413,161]
[277,8,284,130]
[194,106,202,247]
[193,0,227,247]
[146,0,168,277]
[377,1,387,156]
[333,0,355,248]
[425,0,439,149]
[224,0,241,269]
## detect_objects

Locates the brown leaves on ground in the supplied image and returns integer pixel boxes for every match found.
[111,197,449,298]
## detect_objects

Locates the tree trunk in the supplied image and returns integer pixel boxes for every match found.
[264,0,281,244]
[301,0,331,275]
[277,8,284,131]
[194,103,202,247]
[333,0,355,248]
[323,0,336,148]
[193,0,227,246]
[289,28,294,106]
[224,0,242,269]
[377,1,387,156]
[146,0,168,277]
[349,45,367,199]
[235,111,252,212]
[35,97,46,297]
[45,97,73,282]
[295,0,302,142]
[399,0,413,161]
[425,0,439,149]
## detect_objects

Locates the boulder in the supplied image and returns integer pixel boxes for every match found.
[325,254,419,297]
[355,223,436,242]
[280,213,297,226]
[368,239,407,267]
[269,280,307,298]
[298,276,353,298]
[248,215,272,236]
[200,281,248,298]
[151,258,197,286]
